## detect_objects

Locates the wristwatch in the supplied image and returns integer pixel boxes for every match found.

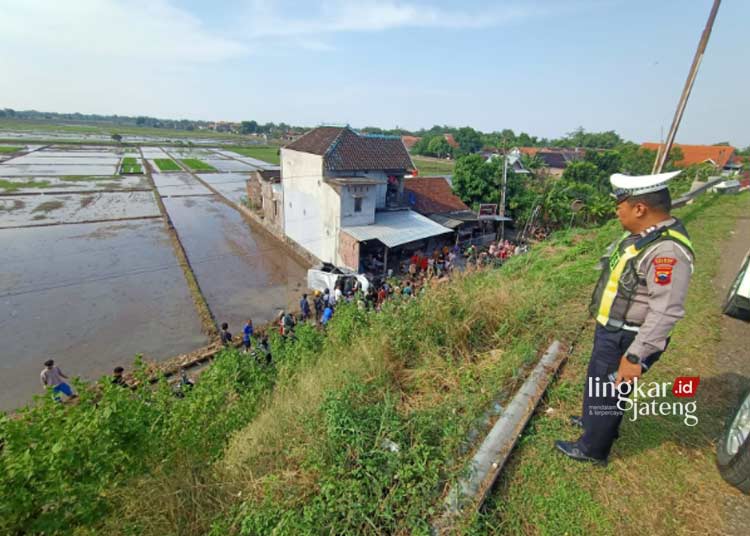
[625,353,641,365]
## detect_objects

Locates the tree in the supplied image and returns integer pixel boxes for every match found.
[427,136,452,158]
[240,120,258,134]
[454,126,483,155]
[111,133,122,143]
[452,154,501,207]
[411,136,434,156]
[516,132,536,147]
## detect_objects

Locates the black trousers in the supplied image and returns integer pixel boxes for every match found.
[579,324,665,460]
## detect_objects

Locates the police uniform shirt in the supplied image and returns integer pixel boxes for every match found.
[621,217,694,359]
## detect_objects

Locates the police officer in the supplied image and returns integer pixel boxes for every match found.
[555,170,695,465]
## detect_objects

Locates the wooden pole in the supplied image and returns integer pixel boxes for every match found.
[652,0,721,174]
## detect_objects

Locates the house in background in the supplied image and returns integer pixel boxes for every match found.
[641,142,741,175]
[443,133,460,150]
[482,148,530,174]
[404,176,478,242]
[281,126,452,272]
[519,147,585,177]
[246,169,284,234]
[401,135,421,150]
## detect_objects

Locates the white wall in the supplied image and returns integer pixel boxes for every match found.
[340,184,376,227]
[281,148,341,263]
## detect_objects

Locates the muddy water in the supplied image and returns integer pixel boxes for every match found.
[162,196,308,331]
[0,220,208,411]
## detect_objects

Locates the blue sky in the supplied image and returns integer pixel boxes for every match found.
[1,0,748,146]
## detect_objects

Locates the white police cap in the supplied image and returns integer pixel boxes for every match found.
[610,170,681,200]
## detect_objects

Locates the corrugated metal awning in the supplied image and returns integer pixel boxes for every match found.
[428,214,464,229]
[342,210,452,248]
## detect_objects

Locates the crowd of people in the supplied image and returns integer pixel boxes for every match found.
[38,237,527,403]
[464,238,528,267]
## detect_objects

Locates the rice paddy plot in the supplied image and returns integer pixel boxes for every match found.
[120,157,143,174]
[0,163,119,176]
[152,172,212,196]
[201,158,256,172]
[197,172,249,205]
[180,158,217,172]
[152,158,182,172]
[0,175,149,193]
[16,155,121,165]
[0,191,160,227]
[0,146,23,154]
[162,195,308,328]
[223,146,280,165]
[0,220,208,411]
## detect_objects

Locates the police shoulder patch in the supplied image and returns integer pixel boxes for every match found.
[653,257,677,286]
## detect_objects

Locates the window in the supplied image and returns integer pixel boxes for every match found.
[354,197,363,213]
[273,201,278,217]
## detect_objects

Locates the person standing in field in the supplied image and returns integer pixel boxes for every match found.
[220,322,233,346]
[242,319,254,353]
[300,294,311,321]
[314,290,324,323]
[40,359,75,401]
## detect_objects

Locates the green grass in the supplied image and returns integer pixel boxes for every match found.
[153,158,181,172]
[180,158,217,172]
[1,192,745,535]
[226,146,280,165]
[0,118,251,141]
[469,192,750,536]
[412,155,455,175]
[0,178,52,192]
[0,145,22,154]
[120,157,143,174]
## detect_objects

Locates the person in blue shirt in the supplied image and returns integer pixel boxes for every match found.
[242,319,254,353]
[321,304,333,326]
[300,293,311,321]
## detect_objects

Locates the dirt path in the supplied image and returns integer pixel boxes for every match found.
[713,208,750,534]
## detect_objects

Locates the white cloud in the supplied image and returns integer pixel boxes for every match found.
[240,0,544,37]
[0,0,249,63]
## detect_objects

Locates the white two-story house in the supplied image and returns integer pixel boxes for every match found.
[281,126,452,272]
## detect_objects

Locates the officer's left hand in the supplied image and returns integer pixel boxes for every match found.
[615,355,642,386]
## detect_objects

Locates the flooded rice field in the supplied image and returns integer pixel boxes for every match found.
[0,220,209,411]
[0,142,308,410]
[0,163,119,176]
[200,158,257,172]
[0,175,150,194]
[162,196,307,330]
[0,191,160,228]
[152,172,212,196]
[197,172,249,204]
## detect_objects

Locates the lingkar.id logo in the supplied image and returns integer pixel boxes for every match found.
[589,376,700,426]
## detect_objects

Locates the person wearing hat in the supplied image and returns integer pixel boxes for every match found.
[556,171,695,465]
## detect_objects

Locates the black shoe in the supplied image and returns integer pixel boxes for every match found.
[554,440,607,466]
[569,415,583,428]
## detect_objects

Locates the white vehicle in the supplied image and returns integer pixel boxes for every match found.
[717,248,750,494]
[307,263,370,294]
[722,248,750,321]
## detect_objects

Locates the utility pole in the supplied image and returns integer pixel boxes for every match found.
[652,0,721,174]
[499,138,509,241]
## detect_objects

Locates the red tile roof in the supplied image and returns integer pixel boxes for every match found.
[285,126,414,172]
[444,133,459,148]
[404,177,469,214]
[641,142,736,168]
[401,135,421,150]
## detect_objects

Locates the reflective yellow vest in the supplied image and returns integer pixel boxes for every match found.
[589,220,694,329]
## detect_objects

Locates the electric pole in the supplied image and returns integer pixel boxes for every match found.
[652,0,721,173]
